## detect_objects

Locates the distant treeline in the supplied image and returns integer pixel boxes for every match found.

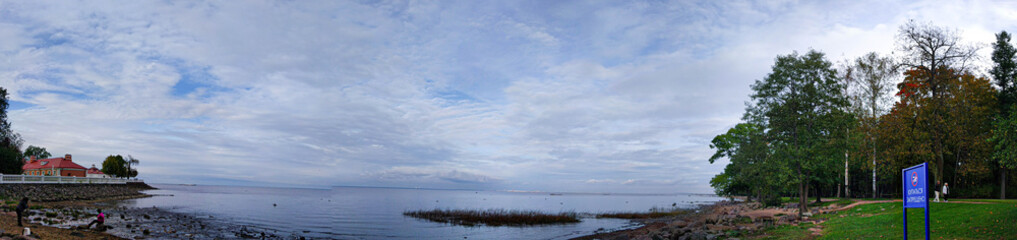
[708,20,1017,215]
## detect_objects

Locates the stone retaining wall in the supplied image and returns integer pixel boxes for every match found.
[0,183,153,202]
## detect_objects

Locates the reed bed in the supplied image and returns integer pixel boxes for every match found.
[403,209,580,226]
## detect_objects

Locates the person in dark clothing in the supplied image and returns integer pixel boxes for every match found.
[87,209,105,229]
[15,197,28,227]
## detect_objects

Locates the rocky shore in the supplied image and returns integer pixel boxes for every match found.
[0,183,304,240]
[574,199,850,240]
[23,206,298,239]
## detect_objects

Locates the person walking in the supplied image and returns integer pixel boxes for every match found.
[86,209,105,230]
[15,197,28,227]
[942,182,949,202]
[934,181,942,202]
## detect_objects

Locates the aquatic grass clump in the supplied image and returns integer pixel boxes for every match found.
[403,209,580,226]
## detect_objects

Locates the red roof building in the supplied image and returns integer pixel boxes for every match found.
[86,164,108,178]
[23,154,87,177]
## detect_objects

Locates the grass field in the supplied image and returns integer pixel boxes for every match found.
[751,199,1017,239]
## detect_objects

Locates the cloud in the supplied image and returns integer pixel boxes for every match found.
[368,166,500,186]
[0,0,1013,193]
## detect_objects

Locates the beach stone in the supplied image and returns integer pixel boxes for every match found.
[683,231,707,240]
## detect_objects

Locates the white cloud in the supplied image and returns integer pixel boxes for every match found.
[0,0,1013,193]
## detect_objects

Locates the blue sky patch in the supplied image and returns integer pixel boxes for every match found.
[8,100,35,110]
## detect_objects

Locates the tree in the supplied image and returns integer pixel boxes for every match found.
[991,106,1017,198]
[896,20,979,184]
[945,73,998,197]
[101,155,128,178]
[24,145,51,159]
[0,87,22,174]
[845,52,899,198]
[708,123,782,205]
[991,31,1017,108]
[126,155,140,179]
[880,67,998,198]
[990,30,1017,199]
[750,50,849,215]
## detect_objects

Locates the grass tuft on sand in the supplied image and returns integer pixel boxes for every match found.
[403,209,580,226]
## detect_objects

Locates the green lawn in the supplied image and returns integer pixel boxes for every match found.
[752,199,1017,239]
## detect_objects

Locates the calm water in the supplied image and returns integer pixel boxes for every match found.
[113,184,724,239]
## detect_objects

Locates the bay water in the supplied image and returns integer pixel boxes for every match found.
[113,184,724,239]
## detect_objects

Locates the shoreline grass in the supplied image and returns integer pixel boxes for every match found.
[403,209,580,227]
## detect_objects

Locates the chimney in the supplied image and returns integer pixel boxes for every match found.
[65,154,72,162]
[29,155,36,162]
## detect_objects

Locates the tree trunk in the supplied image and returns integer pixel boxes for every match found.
[873,138,877,199]
[845,128,850,199]
[837,183,841,198]
[1003,169,1008,199]
[815,181,822,203]
[798,172,807,216]
[802,180,810,213]
[845,150,850,199]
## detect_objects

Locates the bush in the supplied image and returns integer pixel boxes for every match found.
[956,184,995,198]
[762,194,782,207]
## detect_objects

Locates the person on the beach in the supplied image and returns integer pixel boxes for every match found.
[16,197,28,227]
[942,182,949,202]
[87,209,105,229]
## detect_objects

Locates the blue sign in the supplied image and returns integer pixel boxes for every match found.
[902,163,931,240]
[903,164,928,208]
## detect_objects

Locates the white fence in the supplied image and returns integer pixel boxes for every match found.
[0,174,142,184]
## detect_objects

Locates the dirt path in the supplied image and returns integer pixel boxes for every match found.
[829,199,898,212]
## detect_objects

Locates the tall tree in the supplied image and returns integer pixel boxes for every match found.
[750,50,849,215]
[24,145,52,159]
[945,73,998,197]
[991,107,1017,199]
[126,155,140,179]
[846,52,899,198]
[0,87,23,174]
[990,30,1017,199]
[881,67,998,198]
[708,123,782,204]
[101,155,128,178]
[896,20,978,183]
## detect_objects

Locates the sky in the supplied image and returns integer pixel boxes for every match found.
[1,0,1016,193]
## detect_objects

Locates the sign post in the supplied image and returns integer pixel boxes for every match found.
[902,163,931,240]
